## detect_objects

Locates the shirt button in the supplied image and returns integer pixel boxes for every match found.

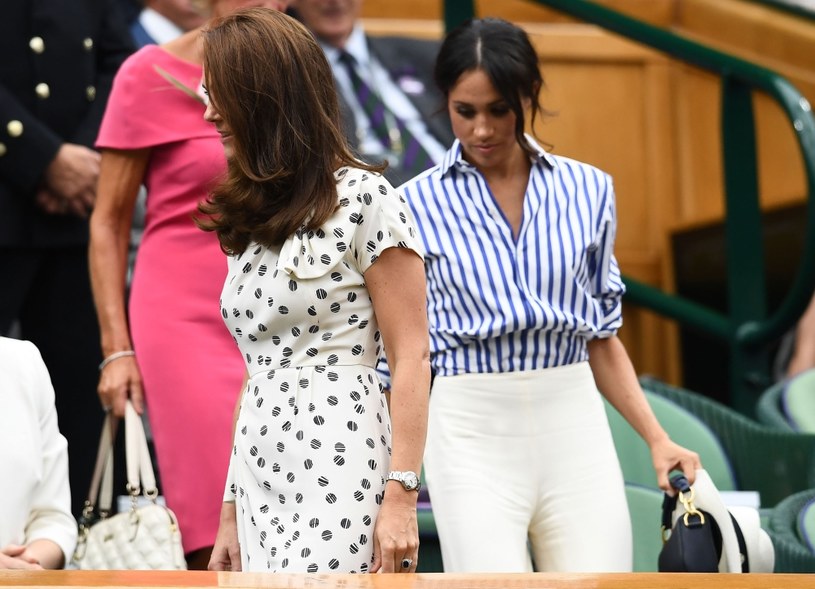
[7,120,24,138]
[35,83,50,99]
[83,37,94,51]
[29,36,45,53]
[86,85,96,101]
[0,143,6,157]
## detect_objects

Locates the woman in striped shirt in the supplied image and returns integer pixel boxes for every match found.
[386,17,701,572]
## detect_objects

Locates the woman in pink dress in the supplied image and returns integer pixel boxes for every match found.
[89,0,289,569]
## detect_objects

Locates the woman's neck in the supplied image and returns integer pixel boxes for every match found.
[477,143,531,184]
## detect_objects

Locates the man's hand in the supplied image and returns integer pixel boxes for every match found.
[42,143,101,217]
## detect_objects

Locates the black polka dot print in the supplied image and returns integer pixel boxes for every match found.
[219,167,422,573]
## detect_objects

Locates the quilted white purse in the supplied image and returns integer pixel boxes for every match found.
[71,401,186,570]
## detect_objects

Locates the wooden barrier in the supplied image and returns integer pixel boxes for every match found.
[0,570,811,589]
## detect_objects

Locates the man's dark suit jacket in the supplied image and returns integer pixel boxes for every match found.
[339,35,455,187]
[0,0,133,247]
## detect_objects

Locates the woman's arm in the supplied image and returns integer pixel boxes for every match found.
[588,336,701,492]
[208,372,248,572]
[88,148,150,416]
[366,247,431,573]
[13,539,64,570]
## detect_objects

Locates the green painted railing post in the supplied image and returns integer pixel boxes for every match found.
[444,0,476,32]
[721,76,770,412]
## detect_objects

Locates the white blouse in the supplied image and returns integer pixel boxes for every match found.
[0,337,77,563]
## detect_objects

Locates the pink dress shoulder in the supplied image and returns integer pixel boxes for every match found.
[97,45,242,554]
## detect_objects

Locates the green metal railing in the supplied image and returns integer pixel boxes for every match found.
[444,0,815,413]
[746,0,815,22]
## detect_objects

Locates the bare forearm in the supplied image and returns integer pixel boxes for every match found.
[89,149,148,355]
[588,336,668,446]
[387,357,430,476]
[89,218,132,355]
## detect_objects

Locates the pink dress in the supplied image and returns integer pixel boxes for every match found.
[96,45,243,553]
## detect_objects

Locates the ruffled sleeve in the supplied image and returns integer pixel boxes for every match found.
[96,45,210,150]
[279,167,423,280]
[347,169,424,273]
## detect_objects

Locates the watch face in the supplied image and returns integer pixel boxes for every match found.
[403,472,419,490]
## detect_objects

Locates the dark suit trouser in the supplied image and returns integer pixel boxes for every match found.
[0,245,104,517]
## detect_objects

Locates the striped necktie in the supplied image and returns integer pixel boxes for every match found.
[337,51,434,181]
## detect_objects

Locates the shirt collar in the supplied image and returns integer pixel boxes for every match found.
[439,134,555,177]
[322,24,370,69]
[139,7,184,45]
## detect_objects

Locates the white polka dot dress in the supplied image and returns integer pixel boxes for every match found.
[220,167,422,573]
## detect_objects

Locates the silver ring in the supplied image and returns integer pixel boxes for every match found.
[401,558,413,569]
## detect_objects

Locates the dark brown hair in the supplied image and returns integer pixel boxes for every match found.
[435,18,550,158]
[197,7,382,254]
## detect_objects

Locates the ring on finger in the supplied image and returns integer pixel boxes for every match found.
[401,558,413,569]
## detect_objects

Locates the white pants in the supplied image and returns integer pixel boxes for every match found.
[424,363,632,572]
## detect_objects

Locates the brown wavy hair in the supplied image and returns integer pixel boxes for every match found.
[197,8,383,254]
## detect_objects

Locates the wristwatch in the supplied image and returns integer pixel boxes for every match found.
[387,470,421,492]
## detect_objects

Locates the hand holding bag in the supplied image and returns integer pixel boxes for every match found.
[658,469,774,573]
[658,474,720,572]
[70,401,186,570]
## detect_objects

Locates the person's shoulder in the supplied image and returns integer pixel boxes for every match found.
[0,338,44,386]
[367,34,441,64]
[336,165,392,200]
[119,44,165,71]
[0,336,38,360]
[334,165,408,217]
[369,34,440,50]
[546,153,612,181]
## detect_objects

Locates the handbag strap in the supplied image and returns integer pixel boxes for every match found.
[82,412,118,518]
[661,474,701,540]
[82,401,159,517]
[123,400,158,497]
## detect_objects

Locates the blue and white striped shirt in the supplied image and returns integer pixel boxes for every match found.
[380,136,625,384]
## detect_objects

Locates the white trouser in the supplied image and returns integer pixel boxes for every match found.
[424,362,632,572]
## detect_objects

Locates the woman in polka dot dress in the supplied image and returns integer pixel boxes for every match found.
[197,9,430,574]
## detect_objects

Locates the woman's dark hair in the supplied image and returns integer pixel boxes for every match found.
[435,18,548,157]
[197,7,383,254]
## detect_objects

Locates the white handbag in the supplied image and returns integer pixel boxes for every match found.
[70,401,187,570]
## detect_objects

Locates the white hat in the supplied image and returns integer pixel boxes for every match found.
[670,469,775,573]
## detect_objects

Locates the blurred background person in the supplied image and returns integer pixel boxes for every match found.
[131,0,207,46]
[0,0,133,518]
[289,0,454,186]
[128,1,208,288]
[89,0,289,570]
[0,337,77,570]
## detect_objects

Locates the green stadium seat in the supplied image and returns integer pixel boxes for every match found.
[640,376,815,507]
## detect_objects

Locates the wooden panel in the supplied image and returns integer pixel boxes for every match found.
[674,66,724,228]
[671,0,813,229]
[679,0,815,73]
[3,570,814,588]
[360,0,677,26]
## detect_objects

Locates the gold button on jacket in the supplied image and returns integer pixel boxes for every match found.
[7,120,24,137]
[29,36,45,53]
[35,83,50,99]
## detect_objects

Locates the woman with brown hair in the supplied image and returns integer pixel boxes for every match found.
[90,0,289,569]
[199,8,430,574]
